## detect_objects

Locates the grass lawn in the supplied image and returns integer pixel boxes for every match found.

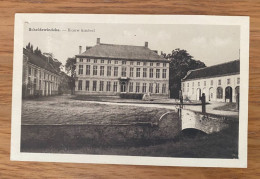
[22,96,174,125]
[213,103,239,112]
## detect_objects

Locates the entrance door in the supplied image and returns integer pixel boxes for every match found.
[120,82,126,92]
[225,86,233,103]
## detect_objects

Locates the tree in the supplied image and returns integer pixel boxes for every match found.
[65,57,76,94]
[167,49,206,99]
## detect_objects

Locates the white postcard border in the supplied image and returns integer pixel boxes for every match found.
[11,14,249,168]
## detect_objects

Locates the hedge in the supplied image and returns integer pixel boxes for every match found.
[119,93,143,99]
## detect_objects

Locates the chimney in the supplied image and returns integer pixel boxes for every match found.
[97,38,100,45]
[79,46,82,54]
[145,42,148,48]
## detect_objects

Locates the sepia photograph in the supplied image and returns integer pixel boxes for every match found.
[11,14,249,167]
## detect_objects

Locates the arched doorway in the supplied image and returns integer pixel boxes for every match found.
[217,87,223,100]
[235,86,240,102]
[209,87,214,101]
[196,88,201,101]
[225,86,233,103]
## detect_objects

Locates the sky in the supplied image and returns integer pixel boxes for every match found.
[24,22,240,67]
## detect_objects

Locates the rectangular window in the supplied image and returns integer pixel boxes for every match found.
[101,59,104,63]
[237,77,240,84]
[136,82,140,93]
[162,69,167,78]
[143,62,147,66]
[28,76,31,84]
[130,61,134,65]
[149,69,153,78]
[129,82,133,92]
[114,67,118,76]
[28,67,31,75]
[107,66,111,76]
[130,68,134,77]
[121,67,126,77]
[34,69,37,77]
[122,61,126,65]
[150,62,153,66]
[86,65,90,75]
[187,83,189,87]
[39,80,41,90]
[155,83,160,93]
[99,81,104,91]
[156,63,160,67]
[149,83,153,93]
[94,59,97,63]
[204,81,206,86]
[93,66,97,75]
[78,65,83,75]
[106,81,111,91]
[87,59,90,62]
[218,79,221,85]
[113,82,118,92]
[192,82,194,87]
[162,84,166,93]
[108,60,111,64]
[33,79,37,90]
[93,81,97,91]
[142,83,147,93]
[80,58,83,62]
[136,68,140,77]
[137,62,140,65]
[143,68,147,78]
[115,60,118,64]
[78,80,82,90]
[163,63,166,67]
[227,78,230,85]
[198,82,200,86]
[44,72,46,79]
[100,66,104,76]
[156,69,160,78]
[192,88,194,94]
[85,80,89,91]
[211,80,213,86]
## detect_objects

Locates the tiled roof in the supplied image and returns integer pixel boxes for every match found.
[23,48,60,75]
[76,43,168,62]
[182,60,240,81]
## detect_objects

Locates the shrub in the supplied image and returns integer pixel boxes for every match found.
[119,93,143,99]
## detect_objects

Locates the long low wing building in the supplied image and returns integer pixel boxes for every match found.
[23,47,61,97]
[75,38,170,97]
[181,60,240,103]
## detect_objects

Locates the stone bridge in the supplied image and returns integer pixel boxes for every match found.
[176,108,229,134]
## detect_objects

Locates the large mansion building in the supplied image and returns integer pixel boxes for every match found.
[181,60,240,103]
[23,47,61,97]
[75,38,170,97]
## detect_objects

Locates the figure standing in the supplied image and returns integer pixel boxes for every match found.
[180,95,183,109]
[200,93,206,114]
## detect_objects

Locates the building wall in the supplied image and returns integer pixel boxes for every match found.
[75,58,169,96]
[23,55,60,97]
[181,74,240,103]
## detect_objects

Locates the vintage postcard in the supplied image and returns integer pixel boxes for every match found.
[11,14,249,168]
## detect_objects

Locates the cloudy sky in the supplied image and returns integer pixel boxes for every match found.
[24,22,240,67]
